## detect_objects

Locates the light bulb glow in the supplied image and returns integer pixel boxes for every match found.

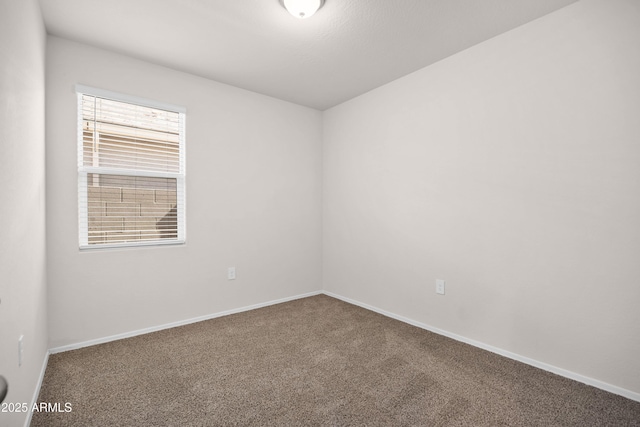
[282,0,324,19]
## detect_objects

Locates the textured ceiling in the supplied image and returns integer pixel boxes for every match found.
[38,0,578,110]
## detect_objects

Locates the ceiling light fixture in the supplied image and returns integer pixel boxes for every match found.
[280,0,325,19]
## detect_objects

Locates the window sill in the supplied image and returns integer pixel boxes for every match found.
[79,240,186,252]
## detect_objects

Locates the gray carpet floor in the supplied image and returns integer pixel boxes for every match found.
[32,295,640,426]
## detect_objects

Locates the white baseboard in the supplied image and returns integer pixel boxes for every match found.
[322,290,640,403]
[42,288,639,405]
[49,290,322,354]
[24,350,50,427]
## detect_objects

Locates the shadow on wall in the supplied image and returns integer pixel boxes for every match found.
[157,205,177,238]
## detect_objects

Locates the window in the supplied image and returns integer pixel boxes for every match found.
[77,86,186,249]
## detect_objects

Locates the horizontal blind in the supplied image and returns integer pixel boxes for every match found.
[78,90,186,248]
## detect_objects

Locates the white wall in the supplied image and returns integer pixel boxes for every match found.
[0,0,48,425]
[46,37,322,349]
[323,0,640,395]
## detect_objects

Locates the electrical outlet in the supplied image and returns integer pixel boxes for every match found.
[436,279,445,295]
[227,267,236,280]
[18,335,24,367]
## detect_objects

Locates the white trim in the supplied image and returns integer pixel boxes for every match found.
[49,291,322,354]
[322,290,640,403]
[74,84,186,113]
[77,172,88,247]
[79,239,185,251]
[40,289,639,407]
[24,350,50,427]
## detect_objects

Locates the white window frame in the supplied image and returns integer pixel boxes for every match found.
[76,85,186,249]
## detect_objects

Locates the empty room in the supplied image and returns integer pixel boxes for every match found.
[1,0,639,425]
